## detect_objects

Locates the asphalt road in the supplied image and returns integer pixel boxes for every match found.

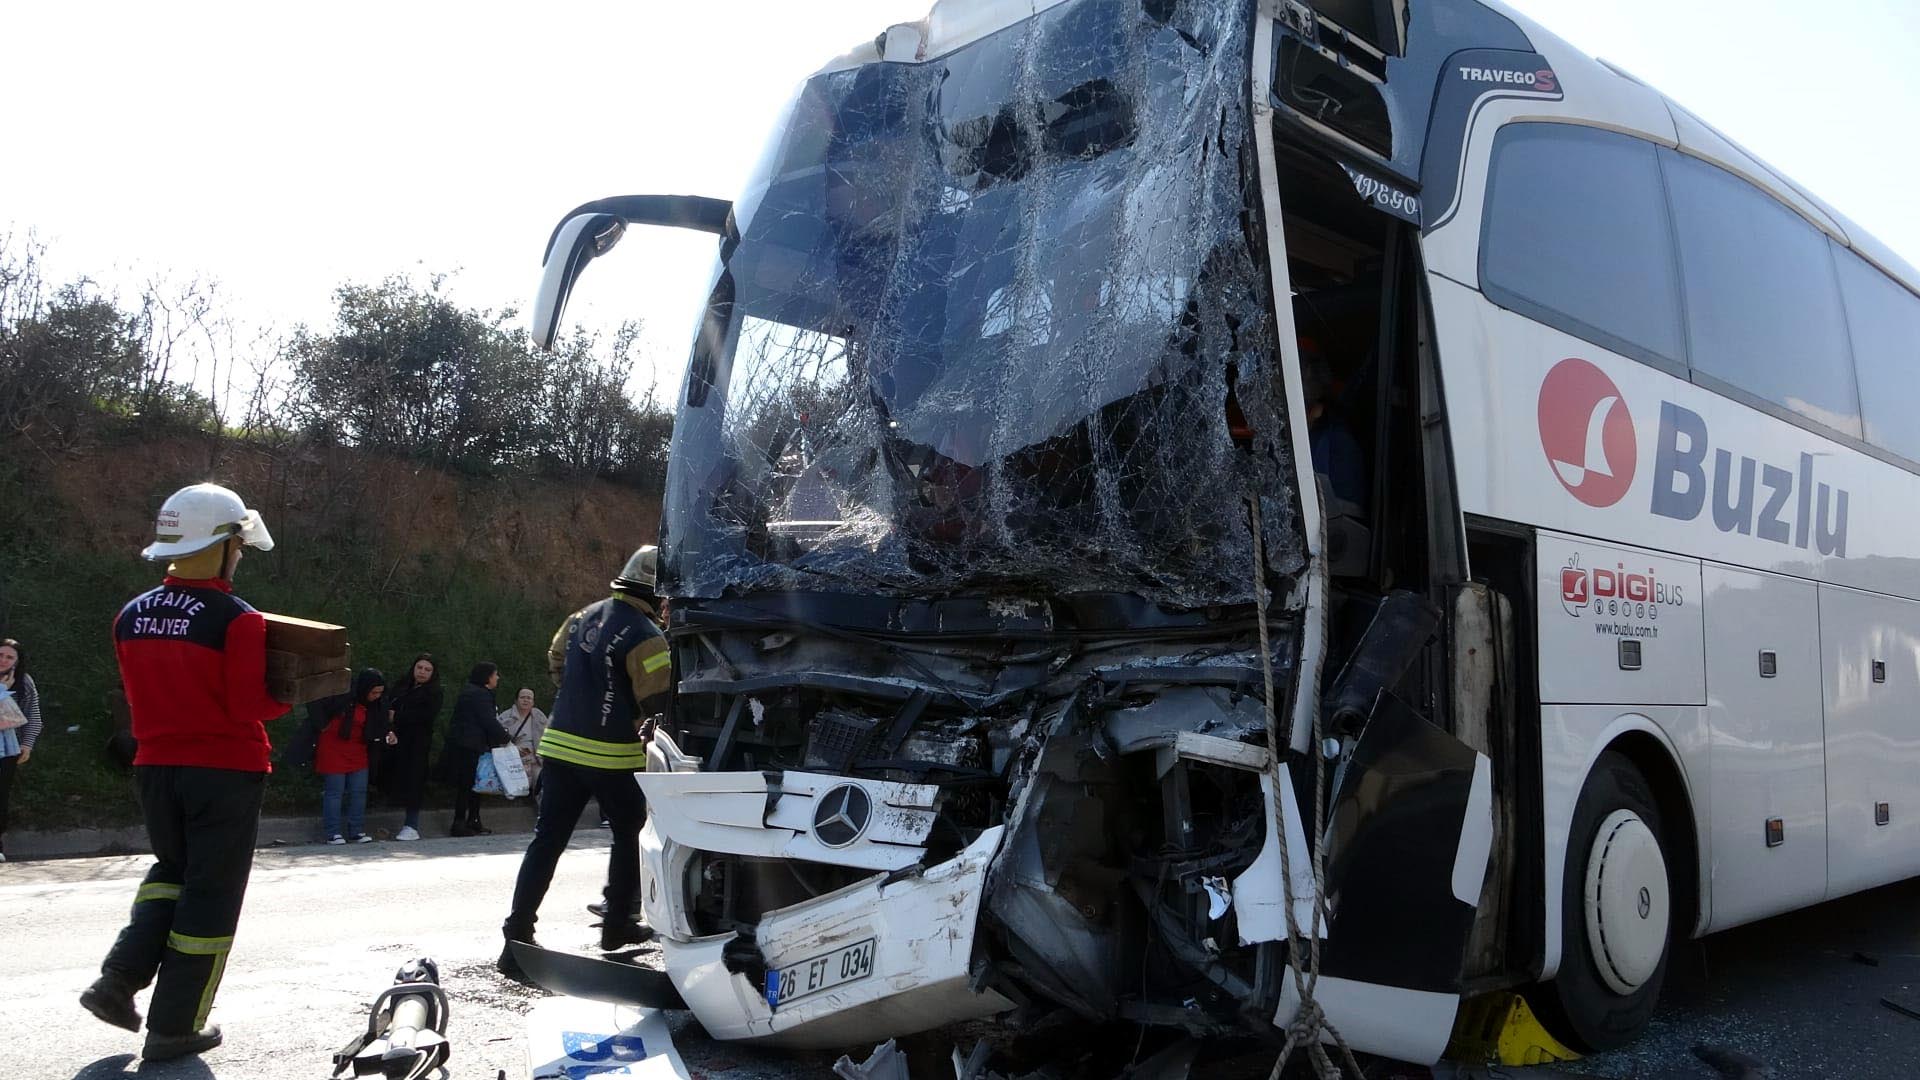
[0,832,830,1080]
[4,834,1919,1080]
[1555,876,1920,1080]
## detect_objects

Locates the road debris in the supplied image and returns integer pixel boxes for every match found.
[1880,996,1920,1023]
[832,1039,910,1080]
[1691,1043,1774,1079]
[526,997,688,1079]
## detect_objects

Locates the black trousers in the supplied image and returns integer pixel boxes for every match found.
[100,765,265,1035]
[504,759,645,939]
[446,748,483,825]
[0,753,17,852]
[384,724,431,816]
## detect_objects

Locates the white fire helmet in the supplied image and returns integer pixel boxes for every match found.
[613,545,657,593]
[140,483,275,562]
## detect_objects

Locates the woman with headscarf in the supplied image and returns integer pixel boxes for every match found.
[497,688,549,796]
[443,661,509,836]
[382,653,441,841]
[314,668,388,844]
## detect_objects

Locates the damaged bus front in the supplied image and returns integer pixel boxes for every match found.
[531,0,1495,1065]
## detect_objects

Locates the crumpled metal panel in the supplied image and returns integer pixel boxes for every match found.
[662,0,1299,605]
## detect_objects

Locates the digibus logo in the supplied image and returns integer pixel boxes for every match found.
[1538,358,1636,508]
[1560,566,1589,607]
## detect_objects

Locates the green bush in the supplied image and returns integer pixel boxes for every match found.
[1,502,578,832]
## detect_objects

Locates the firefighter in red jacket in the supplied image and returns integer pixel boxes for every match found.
[80,483,287,1062]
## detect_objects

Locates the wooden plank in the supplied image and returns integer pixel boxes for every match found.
[270,668,351,706]
[266,650,351,681]
[262,612,349,657]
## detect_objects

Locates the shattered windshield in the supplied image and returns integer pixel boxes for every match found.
[662,0,1301,604]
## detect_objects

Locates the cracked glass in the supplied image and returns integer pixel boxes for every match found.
[662,0,1301,604]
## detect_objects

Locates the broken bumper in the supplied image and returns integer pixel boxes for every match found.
[635,746,1014,1048]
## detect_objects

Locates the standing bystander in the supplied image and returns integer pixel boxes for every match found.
[0,638,44,863]
[79,483,286,1061]
[443,663,509,836]
[382,653,441,841]
[315,669,389,844]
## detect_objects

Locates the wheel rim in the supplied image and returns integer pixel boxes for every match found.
[1583,808,1670,996]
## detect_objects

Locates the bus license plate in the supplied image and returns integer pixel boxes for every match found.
[767,937,876,1011]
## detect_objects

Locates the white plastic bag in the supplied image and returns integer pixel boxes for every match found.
[472,753,503,795]
[490,744,531,799]
[0,688,25,732]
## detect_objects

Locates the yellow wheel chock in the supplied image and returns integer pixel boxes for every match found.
[1446,992,1582,1067]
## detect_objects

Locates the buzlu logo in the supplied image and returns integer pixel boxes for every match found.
[1650,401,1848,556]
[1535,358,1850,556]
[1537,358,1636,508]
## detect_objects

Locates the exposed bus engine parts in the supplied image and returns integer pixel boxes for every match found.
[635,598,1487,1063]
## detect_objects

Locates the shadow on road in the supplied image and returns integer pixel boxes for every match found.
[68,1053,213,1080]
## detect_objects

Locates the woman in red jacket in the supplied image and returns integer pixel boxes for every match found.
[317,669,389,844]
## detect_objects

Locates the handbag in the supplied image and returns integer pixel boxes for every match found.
[0,687,28,731]
[472,752,505,795]
[490,744,530,799]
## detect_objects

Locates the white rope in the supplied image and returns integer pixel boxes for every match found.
[1251,492,1362,1080]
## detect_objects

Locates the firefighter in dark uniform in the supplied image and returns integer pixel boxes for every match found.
[499,546,671,977]
[80,483,287,1061]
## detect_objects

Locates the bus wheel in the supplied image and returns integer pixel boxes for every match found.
[1540,751,1673,1051]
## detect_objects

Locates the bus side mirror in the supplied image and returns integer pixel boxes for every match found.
[530,194,734,351]
[532,212,624,351]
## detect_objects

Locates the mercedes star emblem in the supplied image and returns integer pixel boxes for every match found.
[812,783,873,848]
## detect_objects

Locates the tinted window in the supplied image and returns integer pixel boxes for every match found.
[1663,151,1862,436]
[1835,245,1920,460]
[1481,124,1685,367]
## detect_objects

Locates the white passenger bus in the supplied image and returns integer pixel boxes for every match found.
[524,0,1920,1066]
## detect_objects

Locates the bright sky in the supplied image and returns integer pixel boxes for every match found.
[3,0,1916,402]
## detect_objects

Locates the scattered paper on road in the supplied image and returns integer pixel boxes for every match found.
[527,996,689,1079]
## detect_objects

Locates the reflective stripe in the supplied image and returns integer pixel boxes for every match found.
[542,729,647,757]
[163,932,234,1027]
[167,931,234,956]
[538,740,647,769]
[641,649,671,674]
[539,743,645,770]
[194,950,230,1030]
[538,729,648,770]
[136,883,183,904]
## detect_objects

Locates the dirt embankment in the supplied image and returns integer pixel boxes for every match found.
[4,427,662,831]
[41,431,660,604]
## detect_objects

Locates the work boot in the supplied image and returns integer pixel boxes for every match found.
[497,941,527,981]
[143,1024,223,1061]
[498,926,535,982]
[79,976,142,1032]
[599,921,654,951]
[587,901,647,923]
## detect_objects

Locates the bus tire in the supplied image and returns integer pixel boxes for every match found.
[1539,750,1673,1051]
